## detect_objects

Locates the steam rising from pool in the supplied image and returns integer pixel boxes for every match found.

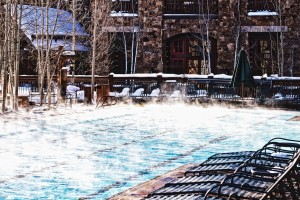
[0,103,299,199]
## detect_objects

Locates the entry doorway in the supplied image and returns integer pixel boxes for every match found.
[165,34,216,74]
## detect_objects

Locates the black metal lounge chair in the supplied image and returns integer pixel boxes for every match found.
[171,174,227,185]
[204,147,300,200]
[208,151,256,159]
[234,139,300,179]
[145,193,223,200]
[184,151,254,176]
[260,151,300,200]
[221,172,276,191]
[254,138,300,160]
[144,139,300,200]
[145,174,231,199]
[185,162,243,176]
[147,181,219,196]
[204,182,268,200]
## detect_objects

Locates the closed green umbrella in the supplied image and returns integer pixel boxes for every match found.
[230,49,255,97]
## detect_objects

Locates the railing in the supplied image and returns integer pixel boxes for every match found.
[111,0,138,13]
[247,0,277,12]
[17,74,300,104]
[164,0,218,15]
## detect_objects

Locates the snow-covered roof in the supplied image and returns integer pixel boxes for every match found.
[32,39,89,51]
[18,4,89,51]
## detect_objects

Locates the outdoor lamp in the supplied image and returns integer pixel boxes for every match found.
[69,63,75,73]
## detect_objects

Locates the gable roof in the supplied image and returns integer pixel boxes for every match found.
[18,4,90,51]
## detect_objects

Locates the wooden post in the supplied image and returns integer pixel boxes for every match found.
[108,73,114,91]
[60,68,68,101]
[157,73,163,88]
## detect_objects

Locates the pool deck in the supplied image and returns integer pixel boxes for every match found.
[109,163,197,200]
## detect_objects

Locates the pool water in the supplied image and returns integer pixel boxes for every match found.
[0,104,299,199]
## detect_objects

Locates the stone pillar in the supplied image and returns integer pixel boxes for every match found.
[140,0,163,73]
[216,1,239,74]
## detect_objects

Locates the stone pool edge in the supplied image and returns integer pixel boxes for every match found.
[108,163,197,200]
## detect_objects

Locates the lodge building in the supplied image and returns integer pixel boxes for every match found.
[96,0,300,76]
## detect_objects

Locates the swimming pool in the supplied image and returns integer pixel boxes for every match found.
[0,104,299,199]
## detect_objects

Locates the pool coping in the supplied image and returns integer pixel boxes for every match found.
[108,163,197,200]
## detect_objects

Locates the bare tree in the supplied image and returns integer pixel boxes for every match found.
[1,0,23,112]
[233,0,241,70]
[277,0,284,76]
[196,0,214,75]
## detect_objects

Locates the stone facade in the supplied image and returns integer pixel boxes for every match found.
[97,0,300,76]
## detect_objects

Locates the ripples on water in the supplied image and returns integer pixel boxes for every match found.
[0,104,299,199]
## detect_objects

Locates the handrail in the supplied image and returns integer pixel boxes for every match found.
[164,0,218,15]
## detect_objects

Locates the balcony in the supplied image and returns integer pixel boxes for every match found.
[111,0,138,16]
[248,0,277,13]
[164,0,218,18]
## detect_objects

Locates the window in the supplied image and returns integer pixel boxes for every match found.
[109,32,138,74]
[249,33,278,75]
[111,0,138,16]
[172,40,185,54]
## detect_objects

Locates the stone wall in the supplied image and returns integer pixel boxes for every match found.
[139,0,163,73]
[97,0,300,76]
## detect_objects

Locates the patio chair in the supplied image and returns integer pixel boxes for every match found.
[209,151,255,159]
[109,87,130,98]
[185,151,254,176]
[148,88,160,97]
[131,88,144,97]
[204,151,300,200]
[170,90,181,98]
[147,180,219,196]
[185,162,243,176]
[171,174,227,185]
[220,172,276,191]
[204,182,268,200]
[260,151,300,200]
[130,88,145,103]
[234,138,300,178]
[145,193,223,200]
[258,138,300,155]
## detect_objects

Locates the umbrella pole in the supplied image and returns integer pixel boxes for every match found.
[242,82,244,99]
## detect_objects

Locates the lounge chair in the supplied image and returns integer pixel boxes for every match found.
[145,139,300,200]
[204,152,300,200]
[205,182,268,200]
[233,138,300,178]
[172,174,227,185]
[185,151,254,176]
[149,88,160,97]
[109,87,130,98]
[131,88,144,97]
[145,193,223,200]
[170,90,181,98]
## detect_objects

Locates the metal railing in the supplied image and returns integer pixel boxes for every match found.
[247,0,277,12]
[164,0,218,15]
[17,74,300,104]
[111,0,138,13]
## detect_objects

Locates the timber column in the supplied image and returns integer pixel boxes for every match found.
[139,0,163,73]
